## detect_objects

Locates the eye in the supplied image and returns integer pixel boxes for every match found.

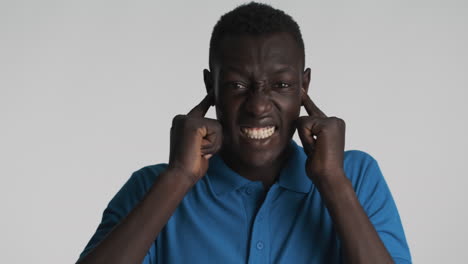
[274,82,291,89]
[232,82,247,90]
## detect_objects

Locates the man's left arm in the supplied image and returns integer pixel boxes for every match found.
[315,166,411,264]
[297,89,410,264]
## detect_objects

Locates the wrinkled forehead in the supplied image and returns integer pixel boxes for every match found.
[212,32,304,74]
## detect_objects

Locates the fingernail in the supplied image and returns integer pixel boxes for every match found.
[203,154,213,159]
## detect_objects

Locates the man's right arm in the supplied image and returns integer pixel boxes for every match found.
[77,167,193,264]
[77,92,221,263]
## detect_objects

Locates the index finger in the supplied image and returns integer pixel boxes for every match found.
[301,89,327,118]
[187,91,214,117]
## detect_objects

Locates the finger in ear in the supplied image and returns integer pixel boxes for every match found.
[296,117,316,155]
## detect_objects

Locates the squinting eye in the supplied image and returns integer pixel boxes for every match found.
[275,82,291,89]
[233,83,247,90]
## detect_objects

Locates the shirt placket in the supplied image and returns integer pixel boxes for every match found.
[246,184,278,264]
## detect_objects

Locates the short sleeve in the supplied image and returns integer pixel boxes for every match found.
[77,164,167,263]
[345,151,412,264]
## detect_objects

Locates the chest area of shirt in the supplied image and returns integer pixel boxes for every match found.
[155,182,341,263]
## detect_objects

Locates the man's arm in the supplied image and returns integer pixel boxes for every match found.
[297,89,395,263]
[315,170,394,264]
[77,168,193,264]
[77,93,222,263]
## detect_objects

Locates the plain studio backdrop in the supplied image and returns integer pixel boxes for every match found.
[1,0,467,263]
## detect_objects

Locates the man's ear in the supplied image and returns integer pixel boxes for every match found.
[302,68,311,94]
[203,69,213,95]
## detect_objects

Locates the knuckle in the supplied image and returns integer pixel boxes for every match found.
[336,118,346,128]
[172,114,186,125]
[329,116,345,126]
[297,116,309,125]
[338,119,346,128]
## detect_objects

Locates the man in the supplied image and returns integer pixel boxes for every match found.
[78,2,411,263]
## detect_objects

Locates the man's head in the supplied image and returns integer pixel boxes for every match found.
[204,2,311,169]
[208,2,305,70]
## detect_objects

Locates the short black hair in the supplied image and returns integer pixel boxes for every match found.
[209,2,305,70]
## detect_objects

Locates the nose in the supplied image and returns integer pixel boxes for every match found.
[244,87,273,117]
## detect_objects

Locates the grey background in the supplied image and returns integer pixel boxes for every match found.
[1,0,467,263]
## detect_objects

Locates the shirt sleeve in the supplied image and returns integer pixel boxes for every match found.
[77,164,167,264]
[345,150,412,264]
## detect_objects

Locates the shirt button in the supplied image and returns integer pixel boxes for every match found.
[245,187,253,195]
[256,241,264,250]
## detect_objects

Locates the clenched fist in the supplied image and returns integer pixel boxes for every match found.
[168,92,223,184]
[297,89,346,186]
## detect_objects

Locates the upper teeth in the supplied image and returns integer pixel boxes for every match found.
[242,126,275,139]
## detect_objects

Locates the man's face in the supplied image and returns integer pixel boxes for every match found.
[206,32,310,168]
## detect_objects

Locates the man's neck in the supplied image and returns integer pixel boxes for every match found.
[219,145,292,190]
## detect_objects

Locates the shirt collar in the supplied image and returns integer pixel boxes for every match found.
[207,153,251,196]
[207,140,312,196]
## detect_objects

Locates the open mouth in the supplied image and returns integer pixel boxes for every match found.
[240,126,276,140]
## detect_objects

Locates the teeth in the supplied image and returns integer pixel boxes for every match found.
[241,126,275,139]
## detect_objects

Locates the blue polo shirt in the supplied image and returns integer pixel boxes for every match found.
[79,140,411,263]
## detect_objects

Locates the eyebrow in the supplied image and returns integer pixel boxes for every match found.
[272,65,295,74]
[220,66,246,76]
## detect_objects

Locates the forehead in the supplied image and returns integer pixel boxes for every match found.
[214,32,303,73]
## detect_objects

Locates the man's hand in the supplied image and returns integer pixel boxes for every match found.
[168,92,223,184]
[76,93,222,264]
[297,89,395,263]
[297,89,346,186]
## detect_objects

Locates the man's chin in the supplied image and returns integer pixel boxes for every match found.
[241,153,277,168]
[220,135,292,171]
[220,145,276,168]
